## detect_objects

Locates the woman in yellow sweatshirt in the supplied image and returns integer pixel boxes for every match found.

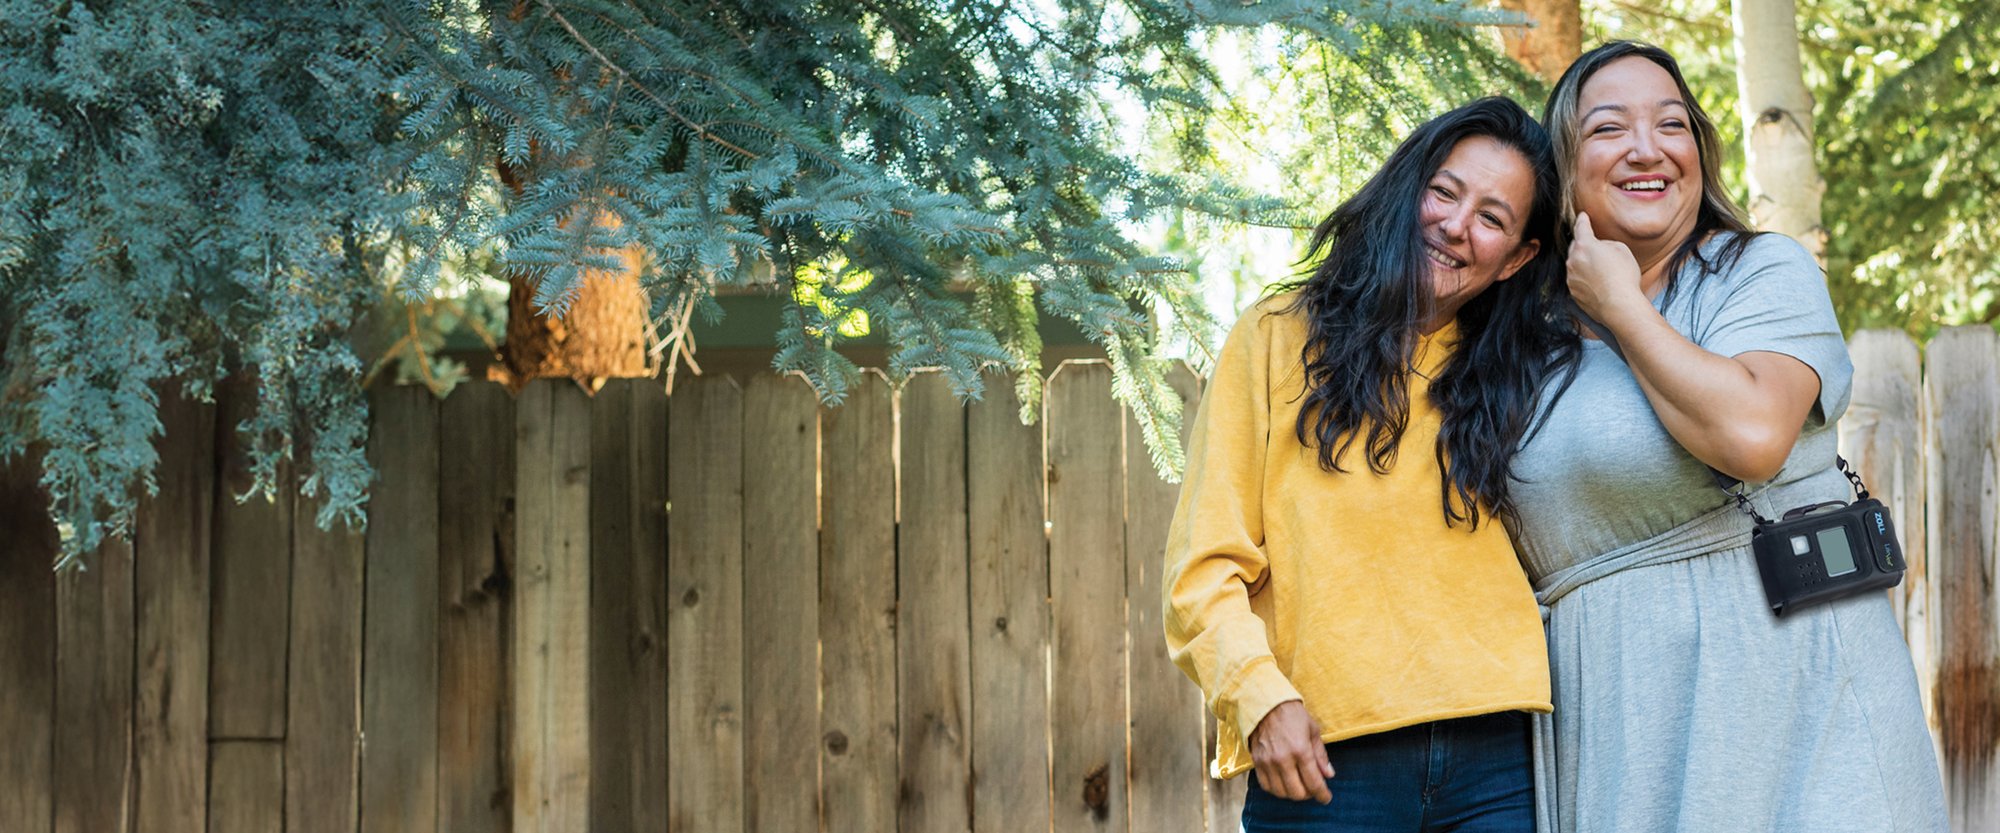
[1165,97,1580,832]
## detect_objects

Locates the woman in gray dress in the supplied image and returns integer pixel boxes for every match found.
[1507,41,1949,832]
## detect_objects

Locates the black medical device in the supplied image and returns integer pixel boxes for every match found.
[1744,466,1905,617]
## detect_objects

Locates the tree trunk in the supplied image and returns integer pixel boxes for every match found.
[487,0,652,392]
[1496,0,1581,83]
[1733,0,1828,267]
[490,165,652,392]
[494,222,651,390]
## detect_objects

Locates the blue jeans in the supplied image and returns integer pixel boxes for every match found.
[1241,711,1534,833]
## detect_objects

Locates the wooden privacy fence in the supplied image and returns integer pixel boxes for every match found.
[0,328,1996,833]
[0,360,1236,833]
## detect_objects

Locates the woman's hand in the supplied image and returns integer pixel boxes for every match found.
[1249,700,1334,803]
[1565,212,1648,323]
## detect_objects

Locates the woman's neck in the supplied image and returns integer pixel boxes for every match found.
[1630,237,1683,299]
[1419,305,1460,336]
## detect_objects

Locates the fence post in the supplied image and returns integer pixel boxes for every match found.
[1844,329,1939,759]
[437,382,514,833]
[513,380,593,833]
[589,379,669,833]
[968,371,1053,833]
[819,372,898,833]
[1125,364,1207,833]
[361,385,441,833]
[898,372,975,832]
[209,377,293,833]
[1047,362,1129,833]
[666,375,746,832]
[1924,325,2000,829]
[135,388,216,833]
[741,373,820,833]
[0,451,57,833]
[286,462,364,833]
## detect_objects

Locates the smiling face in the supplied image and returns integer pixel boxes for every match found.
[1570,56,1704,254]
[1418,135,1542,320]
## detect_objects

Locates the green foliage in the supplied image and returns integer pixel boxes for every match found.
[0,3,397,567]
[1812,0,1999,334]
[3,0,1524,566]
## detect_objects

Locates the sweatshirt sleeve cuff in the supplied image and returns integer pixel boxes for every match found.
[1223,656,1304,744]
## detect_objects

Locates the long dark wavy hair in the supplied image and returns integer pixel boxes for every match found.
[1273,97,1580,529]
[1543,41,1761,304]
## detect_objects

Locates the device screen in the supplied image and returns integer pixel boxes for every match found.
[1817,528,1858,577]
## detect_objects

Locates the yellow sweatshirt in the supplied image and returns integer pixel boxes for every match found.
[1164,293,1551,779]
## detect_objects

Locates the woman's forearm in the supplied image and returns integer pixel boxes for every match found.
[1599,299,1819,483]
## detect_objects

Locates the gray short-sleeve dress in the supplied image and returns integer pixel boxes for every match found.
[1507,234,1948,832]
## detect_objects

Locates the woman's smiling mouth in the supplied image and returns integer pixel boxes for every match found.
[1616,176,1671,198]
[1426,244,1466,269]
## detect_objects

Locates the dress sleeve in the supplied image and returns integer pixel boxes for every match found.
[1163,306,1302,746]
[1693,234,1854,426]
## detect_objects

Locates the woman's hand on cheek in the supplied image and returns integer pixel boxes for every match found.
[1565,212,1645,322]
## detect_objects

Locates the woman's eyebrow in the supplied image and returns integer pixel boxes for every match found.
[1582,103,1625,121]
[1585,100,1689,121]
[1477,192,1518,223]
[1437,169,1516,222]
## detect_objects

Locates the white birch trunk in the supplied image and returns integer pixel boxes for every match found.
[1733,0,1828,267]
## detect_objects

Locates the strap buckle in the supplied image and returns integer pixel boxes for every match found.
[1716,475,1772,527]
[1836,455,1871,501]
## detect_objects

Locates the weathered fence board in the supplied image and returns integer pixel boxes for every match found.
[1844,330,1939,761]
[967,372,1054,833]
[820,372,899,833]
[1204,712,1246,833]
[667,377,746,833]
[207,741,283,833]
[285,495,364,833]
[55,539,135,833]
[1925,326,2000,830]
[513,380,594,833]
[135,390,215,833]
[1047,362,1129,833]
[208,379,294,741]
[741,373,820,833]
[900,372,975,833]
[0,454,57,833]
[361,386,442,833]
[1127,366,1206,833]
[590,379,670,833]
[436,382,514,833]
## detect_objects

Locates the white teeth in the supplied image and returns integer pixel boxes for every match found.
[1621,180,1667,191]
[1426,245,1464,269]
